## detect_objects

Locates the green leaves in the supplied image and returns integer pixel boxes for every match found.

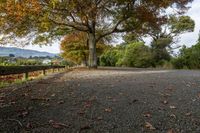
[173,43,200,69]
[169,16,195,34]
[100,42,153,68]
[123,42,153,68]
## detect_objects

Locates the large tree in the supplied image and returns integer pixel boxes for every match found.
[0,0,193,68]
[60,32,108,65]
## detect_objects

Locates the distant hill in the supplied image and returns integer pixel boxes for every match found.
[0,47,57,58]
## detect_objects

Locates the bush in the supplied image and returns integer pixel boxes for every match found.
[122,42,153,68]
[172,43,200,69]
[100,47,124,66]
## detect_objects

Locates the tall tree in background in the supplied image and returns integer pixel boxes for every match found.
[0,0,193,68]
[149,16,195,65]
[149,16,195,46]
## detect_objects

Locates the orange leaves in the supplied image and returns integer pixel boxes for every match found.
[60,32,88,64]
[62,32,86,44]
[145,122,156,130]
[4,0,41,21]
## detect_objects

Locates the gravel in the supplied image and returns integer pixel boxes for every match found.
[0,68,200,133]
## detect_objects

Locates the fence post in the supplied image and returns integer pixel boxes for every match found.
[52,68,55,73]
[23,72,29,80]
[42,69,46,75]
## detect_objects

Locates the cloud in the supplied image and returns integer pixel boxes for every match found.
[24,43,61,54]
[178,0,200,47]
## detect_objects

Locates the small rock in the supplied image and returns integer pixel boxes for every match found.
[163,100,168,104]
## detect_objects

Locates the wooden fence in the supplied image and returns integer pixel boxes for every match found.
[0,65,66,80]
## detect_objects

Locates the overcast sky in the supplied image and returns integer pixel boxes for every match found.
[10,0,200,54]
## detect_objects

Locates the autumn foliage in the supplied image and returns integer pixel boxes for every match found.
[0,0,194,67]
[60,32,108,65]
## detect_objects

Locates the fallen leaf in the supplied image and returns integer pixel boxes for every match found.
[84,101,92,108]
[10,101,16,105]
[18,111,29,117]
[163,93,171,97]
[166,87,174,91]
[128,99,138,105]
[185,112,192,116]
[167,129,176,133]
[51,94,56,97]
[119,92,123,95]
[112,99,117,102]
[49,120,69,129]
[170,106,176,109]
[104,108,112,112]
[21,93,28,97]
[143,113,151,118]
[80,124,91,131]
[97,116,103,120]
[186,84,191,87]
[57,101,64,104]
[78,110,85,115]
[26,122,33,129]
[22,111,29,116]
[28,106,33,110]
[145,122,156,130]
[170,114,176,119]
[106,96,112,99]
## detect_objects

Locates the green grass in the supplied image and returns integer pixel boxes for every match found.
[0,73,48,88]
[0,80,26,88]
[0,82,9,88]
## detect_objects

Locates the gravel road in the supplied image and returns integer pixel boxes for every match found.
[0,68,200,133]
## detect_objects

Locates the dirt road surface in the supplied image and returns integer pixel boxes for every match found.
[0,68,200,133]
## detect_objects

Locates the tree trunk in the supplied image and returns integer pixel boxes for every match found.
[88,32,97,68]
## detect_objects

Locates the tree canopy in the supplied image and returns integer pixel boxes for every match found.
[0,0,194,68]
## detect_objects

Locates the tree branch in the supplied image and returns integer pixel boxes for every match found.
[49,17,88,32]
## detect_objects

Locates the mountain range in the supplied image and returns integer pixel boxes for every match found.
[0,46,57,58]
